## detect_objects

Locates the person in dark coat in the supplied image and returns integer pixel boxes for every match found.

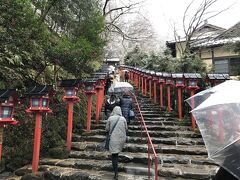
[124,71,129,82]
[104,76,112,95]
[104,94,119,119]
[105,106,128,179]
[119,92,133,124]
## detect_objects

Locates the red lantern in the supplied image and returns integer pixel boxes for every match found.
[93,73,107,124]
[163,73,172,112]
[0,89,19,160]
[25,85,54,173]
[59,79,81,151]
[83,79,96,131]
[172,74,185,120]
[184,73,202,129]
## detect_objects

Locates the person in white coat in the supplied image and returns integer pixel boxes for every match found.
[105,106,128,179]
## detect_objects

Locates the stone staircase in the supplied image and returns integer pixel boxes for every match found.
[4,88,219,179]
[133,93,219,179]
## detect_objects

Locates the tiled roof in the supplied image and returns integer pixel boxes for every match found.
[191,22,240,48]
[215,21,240,39]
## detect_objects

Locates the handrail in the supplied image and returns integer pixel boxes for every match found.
[130,91,158,180]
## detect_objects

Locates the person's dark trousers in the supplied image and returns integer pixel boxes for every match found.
[112,153,119,179]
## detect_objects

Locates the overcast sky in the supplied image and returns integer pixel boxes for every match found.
[142,0,240,40]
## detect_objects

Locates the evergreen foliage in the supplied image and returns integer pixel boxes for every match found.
[0,0,104,170]
[124,46,206,73]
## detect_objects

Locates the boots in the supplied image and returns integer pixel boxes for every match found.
[114,172,118,179]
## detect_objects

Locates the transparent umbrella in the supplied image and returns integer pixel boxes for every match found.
[108,82,133,93]
[186,80,240,179]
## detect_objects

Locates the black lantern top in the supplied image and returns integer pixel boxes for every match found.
[172,73,183,79]
[163,73,172,85]
[58,79,80,88]
[183,73,202,79]
[0,89,19,103]
[92,72,107,80]
[172,73,184,87]
[58,79,81,102]
[156,72,164,83]
[155,72,163,77]
[149,71,155,76]
[100,64,110,74]
[183,73,201,88]
[83,78,96,94]
[206,73,230,81]
[162,72,172,78]
[0,89,19,124]
[25,85,54,113]
[25,85,54,96]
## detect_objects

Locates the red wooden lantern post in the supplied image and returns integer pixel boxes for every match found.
[148,71,155,102]
[129,69,133,82]
[134,69,138,87]
[136,69,140,87]
[95,84,102,124]
[163,73,173,112]
[25,85,54,173]
[144,72,148,97]
[137,70,141,90]
[0,89,19,161]
[141,72,144,95]
[172,74,185,120]
[59,79,80,151]
[93,73,106,124]
[156,72,164,108]
[99,79,106,115]
[205,74,230,139]
[83,79,96,131]
[132,68,135,83]
[147,72,153,101]
[184,73,201,129]
[152,72,158,104]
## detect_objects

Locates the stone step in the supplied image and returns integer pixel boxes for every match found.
[92,117,191,126]
[137,113,175,118]
[69,151,216,166]
[158,163,218,179]
[72,134,204,146]
[39,159,218,180]
[0,172,21,180]
[93,120,192,131]
[136,111,165,114]
[79,128,201,139]
[40,158,154,177]
[128,124,192,131]
[71,142,208,155]
[39,158,218,179]
[34,164,157,180]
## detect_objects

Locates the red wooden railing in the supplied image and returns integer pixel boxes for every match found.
[130,91,158,180]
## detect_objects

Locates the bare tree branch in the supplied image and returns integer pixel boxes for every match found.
[103,0,110,15]
[104,2,142,17]
[177,0,235,55]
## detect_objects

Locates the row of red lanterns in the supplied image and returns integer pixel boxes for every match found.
[121,65,230,129]
[0,72,108,173]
